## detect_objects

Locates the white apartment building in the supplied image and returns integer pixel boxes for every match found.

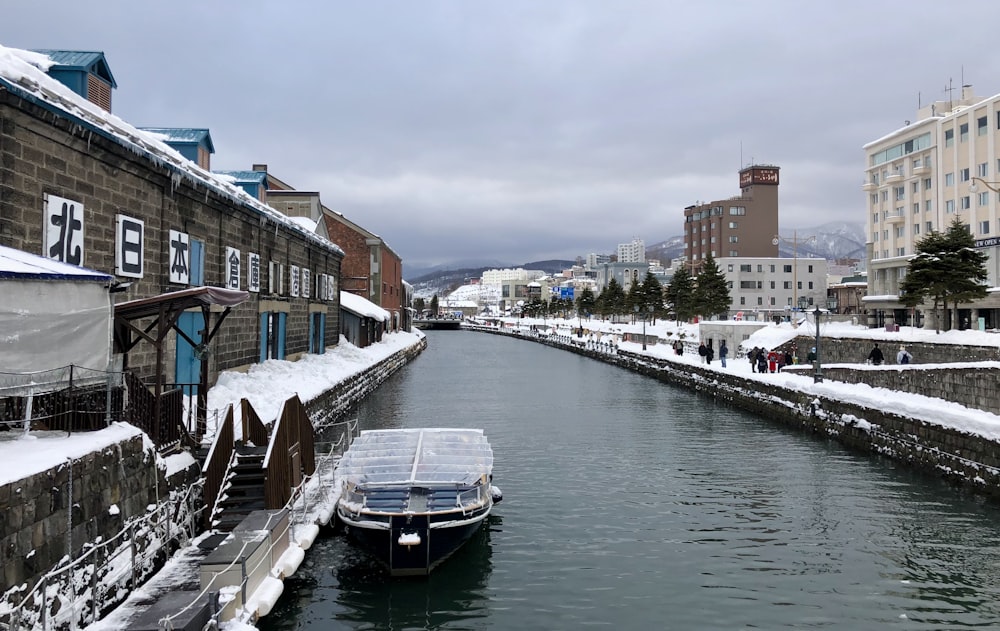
[480,267,544,286]
[719,256,828,321]
[864,85,1000,330]
[616,238,645,263]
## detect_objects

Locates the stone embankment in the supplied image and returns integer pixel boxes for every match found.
[468,324,1000,498]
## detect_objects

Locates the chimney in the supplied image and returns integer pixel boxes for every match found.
[252,164,268,172]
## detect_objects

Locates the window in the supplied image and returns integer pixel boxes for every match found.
[808,282,814,289]
[926,221,933,232]
[729,236,738,243]
[883,230,888,240]
[757,281,762,289]
[757,264,763,272]
[913,203,920,214]
[873,231,878,241]
[961,168,970,182]
[727,264,734,272]
[797,281,803,290]
[740,296,746,305]
[757,297,763,306]
[740,281,757,289]
[924,178,932,190]
[808,265,814,273]
[740,264,752,272]
[978,116,988,136]
[961,196,970,210]
[894,186,905,200]
[881,190,889,202]
[925,200,932,212]
[960,122,969,142]
[945,129,954,146]
[897,247,906,256]
[912,182,919,194]
[871,194,878,205]
[945,173,955,186]
[728,250,739,256]
[770,281,775,289]
[783,281,792,289]
[729,206,746,215]
[783,265,792,273]
[979,162,989,178]
[980,220,990,234]
[770,297,777,306]
[769,265,775,273]
[872,212,879,224]
[896,226,905,237]
[946,199,955,213]
[980,192,990,206]
[914,224,920,235]
[728,221,738,228]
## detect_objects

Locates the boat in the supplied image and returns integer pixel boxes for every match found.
[335,428,501,576]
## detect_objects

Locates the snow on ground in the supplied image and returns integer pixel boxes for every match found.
[481,315,1000,441]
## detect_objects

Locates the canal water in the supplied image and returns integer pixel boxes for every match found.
[262,330,1000,630]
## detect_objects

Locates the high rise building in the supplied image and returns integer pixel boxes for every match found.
[616,238,646,263]
[683,166,780,271]
[863,85,1000,329]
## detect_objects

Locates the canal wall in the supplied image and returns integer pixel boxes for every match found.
[469,325,1000,497]
[0,336,427,627]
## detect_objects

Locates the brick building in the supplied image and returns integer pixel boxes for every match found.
[0,48,343,400]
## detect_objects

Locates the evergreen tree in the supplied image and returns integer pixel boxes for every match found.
[900,217,988,332]
[414,297,426,313]
[429,294,439,316]
[693,254,731,320]
[641,271,665,323]
[575,286,596,320]
[606,277,627,321]
[625,278,644,322]
[665,265,696,322]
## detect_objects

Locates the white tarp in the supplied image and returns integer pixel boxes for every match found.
[0,246,113,394]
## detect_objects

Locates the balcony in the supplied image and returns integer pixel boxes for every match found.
[884,211,905,224]
[913,164,930,176]
[862,179,878,191]
[885,170,904,183]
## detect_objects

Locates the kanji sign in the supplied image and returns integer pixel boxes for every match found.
[168,229,190,284]
[115,214,144,278]
[226,247,241,289]
[44,194,85,266]
[248,252,260,293]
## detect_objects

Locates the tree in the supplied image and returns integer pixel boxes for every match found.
[693,253,731,320]
[575,286,596,320]
[641,271,665,323]
[900,217,988,332]
[429,294,439,316]
[414,297,426,313]
[604,277,627,321]
[665,265,696,322]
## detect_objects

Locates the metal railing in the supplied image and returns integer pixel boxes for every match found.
[3,479,205,631]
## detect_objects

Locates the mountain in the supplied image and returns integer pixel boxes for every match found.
[408,259,575,299]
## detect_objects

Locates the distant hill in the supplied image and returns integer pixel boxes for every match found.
[408,259,575,299]
[645,220,866,263]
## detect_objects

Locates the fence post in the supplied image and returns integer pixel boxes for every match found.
[40,574,47,631]
[130,522,137,589]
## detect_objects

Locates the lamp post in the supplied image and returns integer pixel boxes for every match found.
[773,231,816,318]
[812,305,823,383]
[969,177,1000,194]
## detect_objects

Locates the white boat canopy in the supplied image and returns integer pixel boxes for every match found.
[338,428,494,487]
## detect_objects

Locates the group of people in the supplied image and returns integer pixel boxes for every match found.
[697,341,730,367]
[747,347,797,373]
[867,342,912,365]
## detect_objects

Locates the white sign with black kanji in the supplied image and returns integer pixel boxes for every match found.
[290,265,300,297]
[248,252,260,293]
[115,214,144,278]
[226,247,241,289]
[301,268,310,298]
[44,194,85,266]
[168,230,190,284]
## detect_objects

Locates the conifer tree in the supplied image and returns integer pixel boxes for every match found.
[575,286,596,320]
[665,265,695,322]
[693,254,732,320]
[900,217,988,332]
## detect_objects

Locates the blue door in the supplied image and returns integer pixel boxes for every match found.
[175,312,202,396]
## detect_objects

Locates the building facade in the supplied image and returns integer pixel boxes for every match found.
[0,49,343,391]
[616,238,645,263]
[719,256,828,321]
[684,166,780,270]
[863,86,1000,329]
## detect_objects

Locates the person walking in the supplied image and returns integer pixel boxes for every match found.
[719,341,728,367]
[868,343,884,366]
[897,346,912,364]
[706,343,715,364]
[750,347,759,372]
[698,343,708,364]
[756,349,769,374]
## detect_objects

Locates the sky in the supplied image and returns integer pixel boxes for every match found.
[5,2,1000,270]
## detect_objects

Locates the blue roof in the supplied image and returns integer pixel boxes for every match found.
[33,49,117,88]
[214,170,268,185]
[139,127,215,153]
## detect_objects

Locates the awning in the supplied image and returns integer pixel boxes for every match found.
[115,286,249,322]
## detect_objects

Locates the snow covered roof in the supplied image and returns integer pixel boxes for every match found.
[33,49,117,88]
[139,127,214,152]
[0,244,112,282]
[339,290,391,321]
[0,45,343,257]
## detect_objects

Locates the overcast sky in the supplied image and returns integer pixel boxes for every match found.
[6,2,1000,271]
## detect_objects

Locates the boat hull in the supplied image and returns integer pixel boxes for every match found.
[340,505,490,576]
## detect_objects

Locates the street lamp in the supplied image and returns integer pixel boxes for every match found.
[773,231,816,316]
[969,177,1000,194]
[812,305,823,383]
[634,304,653,350]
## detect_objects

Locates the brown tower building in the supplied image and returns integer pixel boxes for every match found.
[683,165,780,270]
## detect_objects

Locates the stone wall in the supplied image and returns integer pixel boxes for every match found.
[0,430,200,598]
[0,90,342,384]
[780,334,1000,365]
[306,336,427,425]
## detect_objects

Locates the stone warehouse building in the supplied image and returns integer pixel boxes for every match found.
[0,49,344,400]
